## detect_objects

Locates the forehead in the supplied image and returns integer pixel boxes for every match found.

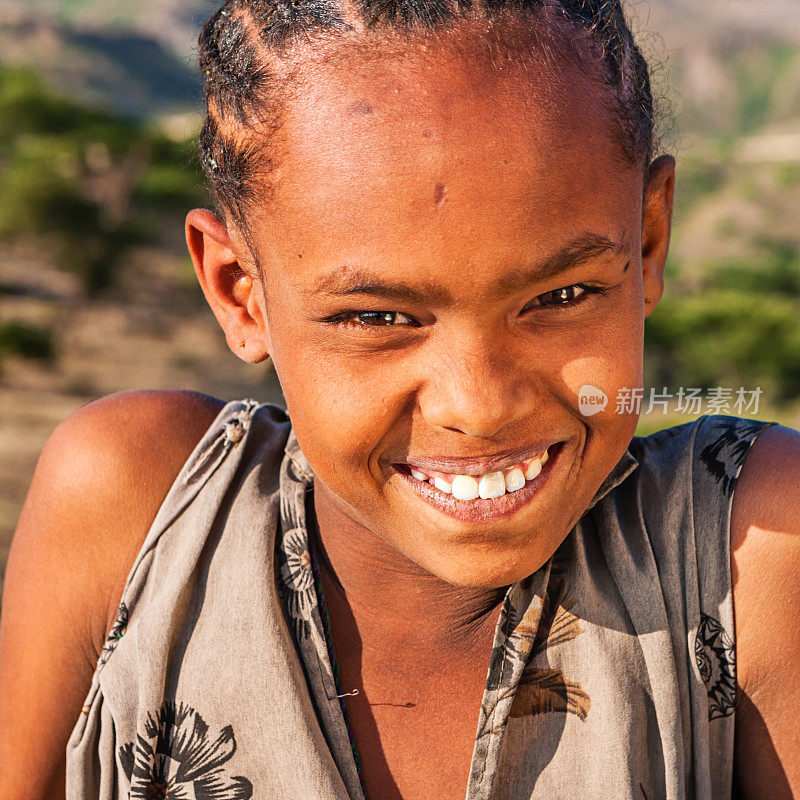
[250,24,640,271]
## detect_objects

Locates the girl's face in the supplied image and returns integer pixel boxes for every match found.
[195,35,673,588]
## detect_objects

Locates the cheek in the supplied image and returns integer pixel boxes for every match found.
[556,290,644,433]
[560,330,644,400]
[269,321,408,481]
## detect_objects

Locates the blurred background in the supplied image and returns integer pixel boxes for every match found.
[0,0,799,597]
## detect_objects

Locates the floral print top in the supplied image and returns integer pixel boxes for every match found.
[273,412,776,800]
[66,400,777,800]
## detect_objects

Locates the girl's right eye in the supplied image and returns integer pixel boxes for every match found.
[326,310,420,329]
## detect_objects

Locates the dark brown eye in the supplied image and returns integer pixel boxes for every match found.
[355,311,409,326]
[321,309,421,331]
[538,285,585,306]
[522,284,588,311]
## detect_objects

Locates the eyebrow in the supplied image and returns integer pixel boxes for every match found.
[492,233,626,296]
[310,232,626,303]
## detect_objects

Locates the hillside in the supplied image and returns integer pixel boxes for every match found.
[0,3,205,116]
[0,0,216,64]
[2,0,800,127]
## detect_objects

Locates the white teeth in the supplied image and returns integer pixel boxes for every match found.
[434,476,453,494]
[451,475,480,501]
[478,471,506,500]
[524,458,542,481]
[505,467,526,493]
[408,447,550,502]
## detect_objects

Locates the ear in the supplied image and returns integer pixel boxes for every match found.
[185,209,270,363]
[641,154,676,318]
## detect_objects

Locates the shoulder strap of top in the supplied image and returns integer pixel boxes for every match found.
[690,414,777,800]
[689,414,778,624]
[96,398,289,668]
[622,413,777,637]
[69,400,359,800]
[619,413,777,800]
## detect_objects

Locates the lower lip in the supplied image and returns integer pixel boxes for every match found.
[392,443,563,523]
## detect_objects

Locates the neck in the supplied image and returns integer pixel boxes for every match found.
[311,480,507,666]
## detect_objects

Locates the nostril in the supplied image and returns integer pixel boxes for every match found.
[417,357,535,438]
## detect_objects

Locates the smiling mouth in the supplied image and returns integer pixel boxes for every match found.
[393,442,563,523]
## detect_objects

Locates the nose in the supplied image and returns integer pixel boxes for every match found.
[417,335,537,438]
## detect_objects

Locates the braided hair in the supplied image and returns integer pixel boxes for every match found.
[198,0,657,230]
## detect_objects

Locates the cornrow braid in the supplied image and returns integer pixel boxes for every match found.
[198,0,657,229]
[197,0,351,221]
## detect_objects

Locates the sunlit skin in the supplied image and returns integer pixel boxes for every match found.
[186,20,674,800]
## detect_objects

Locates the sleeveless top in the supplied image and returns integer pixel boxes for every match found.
[65,399,777,800]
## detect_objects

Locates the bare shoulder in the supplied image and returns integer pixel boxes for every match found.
[731,423,800,538]
[10,388,225,647]
[51,388,223,597]
[0,389,225,797]
[731,423,800,655]
[54,387,226,465]
[730,423,800,799]
[49,387,225,479]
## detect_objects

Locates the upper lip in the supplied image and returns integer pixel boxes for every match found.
[399,441,561,476]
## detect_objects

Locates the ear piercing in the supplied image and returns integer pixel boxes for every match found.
[239,339,246,348]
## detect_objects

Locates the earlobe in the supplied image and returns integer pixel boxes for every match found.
[641,155,676,317]
[185,209,270,363]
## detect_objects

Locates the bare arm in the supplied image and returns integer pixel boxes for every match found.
[731,423,800,799]
[0,390,224,800]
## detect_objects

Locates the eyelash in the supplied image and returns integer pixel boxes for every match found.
[520,283,606,312]
[324,310,422,329]
[324,283,606,330]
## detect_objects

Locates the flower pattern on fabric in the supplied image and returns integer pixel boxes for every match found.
[510,669,590,721]
[277,526,316,641]
[485,575,541,689]
[118,701,253,799]
[279,528,314,592]
[699,417,770,497]
[478,580,590,740]
[97,601,129,668]
[695,614,736,720]
[510,596,591,721]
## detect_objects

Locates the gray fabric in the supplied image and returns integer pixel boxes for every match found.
[66,400,777,799]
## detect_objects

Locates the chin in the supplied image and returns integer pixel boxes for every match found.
[420,545,552,589]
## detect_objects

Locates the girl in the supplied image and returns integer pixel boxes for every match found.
[1,1,799,798]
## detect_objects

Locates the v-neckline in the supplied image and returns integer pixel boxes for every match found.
[276,429,640,800]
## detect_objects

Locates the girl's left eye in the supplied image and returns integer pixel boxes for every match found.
[521,283,604,312]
